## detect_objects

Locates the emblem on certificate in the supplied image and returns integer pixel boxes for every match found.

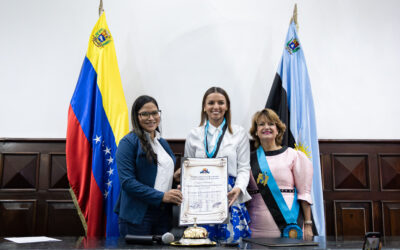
[179,157,228,226]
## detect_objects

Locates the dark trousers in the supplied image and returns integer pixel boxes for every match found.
[119,204,172,237]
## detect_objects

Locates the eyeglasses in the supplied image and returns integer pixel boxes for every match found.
[138,110,161,119]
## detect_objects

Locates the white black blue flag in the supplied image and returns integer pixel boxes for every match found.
[266,20,325,236]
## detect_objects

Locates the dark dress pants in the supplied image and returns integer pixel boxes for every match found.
[119,203,172,237]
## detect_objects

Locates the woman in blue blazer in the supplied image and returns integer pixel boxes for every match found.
[114,95,182,236]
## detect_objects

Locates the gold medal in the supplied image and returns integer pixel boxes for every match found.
[288,228,298,239]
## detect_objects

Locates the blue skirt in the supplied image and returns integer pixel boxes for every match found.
[203,176,251,243]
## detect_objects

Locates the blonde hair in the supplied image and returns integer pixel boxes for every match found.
[249,108,286,148]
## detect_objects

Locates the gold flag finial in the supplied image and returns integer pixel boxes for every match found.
[290,3,299,31]
[99,0,104,16]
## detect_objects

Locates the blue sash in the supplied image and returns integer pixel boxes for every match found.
[256,146,303,239]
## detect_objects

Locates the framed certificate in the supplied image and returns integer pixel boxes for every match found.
[179,157,228,226]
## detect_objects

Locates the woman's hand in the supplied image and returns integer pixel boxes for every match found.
[173,168,181,183]
[162,189,182,205]
[303,224,313,241]
[300,200,314,241]
[227,187,241,207]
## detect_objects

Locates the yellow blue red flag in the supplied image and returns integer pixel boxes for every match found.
[66,12,129,237]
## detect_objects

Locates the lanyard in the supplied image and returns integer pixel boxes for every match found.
[204,118,227,158]
[256,146,300,224]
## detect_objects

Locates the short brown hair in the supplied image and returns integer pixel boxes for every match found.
[249,108,286,148]
[199,87,233,133]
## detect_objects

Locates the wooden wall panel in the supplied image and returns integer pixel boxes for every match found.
[45,200,85,236]
[1,153,39,190]
[382,201,400,237]
[48,153,68,190]
[0,200,37,236]
[332,154,370,190]
[0,139,83,237]
[379,154,400,191]
[334,201,373,240]
[168,139,185,171]
[1,138,400,238]
[320,140,400,240]
[321,154,333,192]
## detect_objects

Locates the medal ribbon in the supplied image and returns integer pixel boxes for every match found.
[256,146,300,224]
[204,118,227,158]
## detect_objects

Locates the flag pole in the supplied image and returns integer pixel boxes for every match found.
[99,0,104,16]
[290,3,299,31]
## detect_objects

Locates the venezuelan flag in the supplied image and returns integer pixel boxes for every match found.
[66,12,129,237]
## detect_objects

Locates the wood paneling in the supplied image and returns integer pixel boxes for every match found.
[167,139,185,171]
[48,153,68,190]
[1,153,40,190]
[0,139,82,237]
[1,138,400,238]
[45,200,85,236]
[382,201,400,237]
[334,201,373,240]
[379,154,400,191]
[0,200,37,236]
[320,140,400,240]
[332,154,370,190]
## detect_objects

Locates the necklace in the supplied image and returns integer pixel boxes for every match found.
[204,118,227,158]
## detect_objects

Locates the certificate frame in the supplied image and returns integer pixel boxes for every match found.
[179,157,228,226]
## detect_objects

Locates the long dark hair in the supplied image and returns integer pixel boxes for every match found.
[199,87,232,133]
[131,95,159,164]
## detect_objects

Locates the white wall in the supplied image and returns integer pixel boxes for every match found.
[1,0,399,139]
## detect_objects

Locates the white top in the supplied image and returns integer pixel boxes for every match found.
[184,123,251,203]
[148,131,174,193]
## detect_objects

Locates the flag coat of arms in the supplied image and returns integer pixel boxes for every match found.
[266,20,325,236]
[66,12,129,237]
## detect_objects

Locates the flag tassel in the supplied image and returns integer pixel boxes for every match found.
[69,188,88,236]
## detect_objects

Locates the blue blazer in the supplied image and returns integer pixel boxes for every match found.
[114,132,176,224]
